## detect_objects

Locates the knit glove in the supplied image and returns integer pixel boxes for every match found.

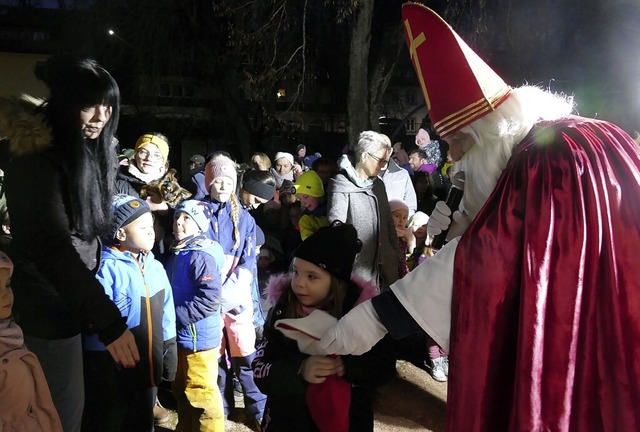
[318,301,388,356]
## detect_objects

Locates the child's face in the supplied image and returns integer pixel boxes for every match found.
[0,268,13,320]
[258,255,271,269]
[209,177,235,203]
[297,193,320,212]
[117,212,155,254]
[391,209,409,230]
[413,224,427,241]
[173,212,201,241]
[239,189,269,210]
[291,258,332,309]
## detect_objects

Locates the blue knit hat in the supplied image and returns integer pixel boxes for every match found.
[110,194,150,241]
[174,200,210,233]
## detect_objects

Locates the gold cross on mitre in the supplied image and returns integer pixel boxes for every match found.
[404,18,430,110]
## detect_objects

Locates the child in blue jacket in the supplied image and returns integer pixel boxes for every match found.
[82,195,177,432]
[165,200,226,431]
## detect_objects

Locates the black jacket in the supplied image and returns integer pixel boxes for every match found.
[0,96,126,343]
[252,274,396,431]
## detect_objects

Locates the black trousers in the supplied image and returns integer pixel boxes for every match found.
[81,350,157,432]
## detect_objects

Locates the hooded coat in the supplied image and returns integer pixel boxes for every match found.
[253,273,396,432]
[0,319,63,432]
[84,246,177,387]
[326,156,401,291]
[0,96,126,343]
[165,235,225,352]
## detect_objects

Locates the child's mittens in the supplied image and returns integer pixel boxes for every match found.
[275,310,337,355]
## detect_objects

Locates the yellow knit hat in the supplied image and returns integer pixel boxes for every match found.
[135,133,169,163]
[294,170,325,198]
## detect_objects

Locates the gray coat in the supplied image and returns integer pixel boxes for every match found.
[327,157,400,291]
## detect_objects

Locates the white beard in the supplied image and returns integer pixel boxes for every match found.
[453,85,574,220]
[456,135,514,219]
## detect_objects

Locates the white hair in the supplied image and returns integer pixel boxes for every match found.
[353,130,392,161]
[456,86,574,218]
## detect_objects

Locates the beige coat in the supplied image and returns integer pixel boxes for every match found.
[0,321,62,432]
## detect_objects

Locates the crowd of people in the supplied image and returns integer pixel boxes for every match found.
[2,3,639,432]
[0,54,451,432]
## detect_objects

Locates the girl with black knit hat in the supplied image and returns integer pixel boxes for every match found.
[252,221,395,432]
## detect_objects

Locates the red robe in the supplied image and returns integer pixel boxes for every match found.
[451,116,640,431]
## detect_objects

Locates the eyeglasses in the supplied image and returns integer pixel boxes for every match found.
[137,148,164,162]
[367,152,390,167]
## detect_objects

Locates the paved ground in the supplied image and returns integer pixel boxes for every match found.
[156,360,447,432]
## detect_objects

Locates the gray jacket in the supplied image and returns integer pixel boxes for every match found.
[327,156,400,291]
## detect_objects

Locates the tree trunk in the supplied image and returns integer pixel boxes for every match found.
[346,1,374,148]
[368,22,404,132]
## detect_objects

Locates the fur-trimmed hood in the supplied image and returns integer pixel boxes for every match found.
[0,95,51,159]
[264,272,379,307]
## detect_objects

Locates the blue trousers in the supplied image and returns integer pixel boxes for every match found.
[218,352,266,420]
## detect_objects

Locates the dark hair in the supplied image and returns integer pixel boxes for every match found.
[35,55,120,237]
[242,169,277,188]
[311,156,335,171]
[409,148,427,160]
[412,171,434,197]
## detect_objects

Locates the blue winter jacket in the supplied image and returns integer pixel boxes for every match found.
[203,198,257,274]
[165,235,225,351]
[203,198,258,314]
[84,246,177,386]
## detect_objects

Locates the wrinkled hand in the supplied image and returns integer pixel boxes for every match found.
[106,329,140,368]
[300,355,344,384]
[319,301,387,356]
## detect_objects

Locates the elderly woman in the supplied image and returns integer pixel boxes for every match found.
[327,130,401,292]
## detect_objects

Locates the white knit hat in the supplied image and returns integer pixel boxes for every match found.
[274,152,294,166]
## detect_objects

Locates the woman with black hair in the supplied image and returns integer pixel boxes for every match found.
[0,55,139,432]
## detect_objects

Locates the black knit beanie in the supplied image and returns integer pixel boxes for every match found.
[242,170,276,201]
[294,221,362,281]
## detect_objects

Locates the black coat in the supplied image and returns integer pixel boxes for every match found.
[0,96,126,343]
[252,274,396,431]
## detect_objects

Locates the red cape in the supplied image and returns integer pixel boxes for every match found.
[451,116,640,431]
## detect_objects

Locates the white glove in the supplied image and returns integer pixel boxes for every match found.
[427,201,452,237]
[427,201,473,241]
[275,309,338,355]
[318,301,388,355]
